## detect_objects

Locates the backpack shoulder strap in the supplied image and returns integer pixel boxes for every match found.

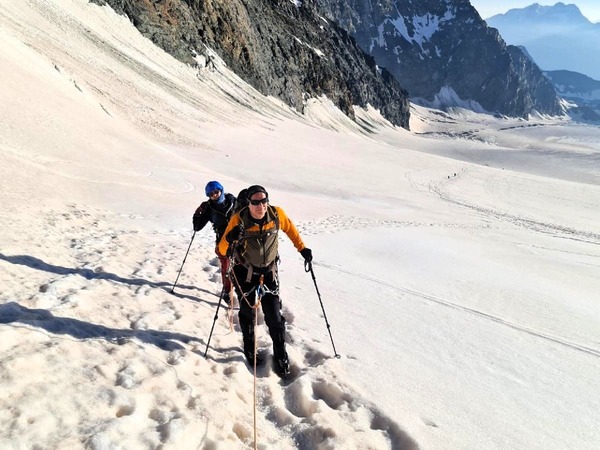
[238,207,251,230]
[268,205,279,231]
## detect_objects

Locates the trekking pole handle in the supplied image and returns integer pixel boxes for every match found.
[304,260,312,272]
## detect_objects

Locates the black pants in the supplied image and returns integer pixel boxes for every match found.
[232,263,287,359]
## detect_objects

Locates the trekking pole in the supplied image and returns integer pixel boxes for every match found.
[304,261,341,358]
[170,231,196,294]
[203,286,227,358]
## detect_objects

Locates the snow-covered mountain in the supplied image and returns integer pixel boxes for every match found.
[318,0,562,117]
[546,70,600,100]
[486,2,600,80]
[545,70,600,122]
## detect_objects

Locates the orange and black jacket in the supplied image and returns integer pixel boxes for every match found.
[218,205,305,268]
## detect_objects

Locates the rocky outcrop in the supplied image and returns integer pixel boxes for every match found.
[545,70,600,123]
[318,0,563,117]
[89,0,410,128]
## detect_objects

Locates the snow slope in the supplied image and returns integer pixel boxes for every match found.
[1,1,599,449]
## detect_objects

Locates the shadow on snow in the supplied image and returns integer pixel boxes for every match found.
[0,302,203,351]
[0,252,220,306]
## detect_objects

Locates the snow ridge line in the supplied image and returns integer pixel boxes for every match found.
[430,179,600,245]
[317,262,600,359]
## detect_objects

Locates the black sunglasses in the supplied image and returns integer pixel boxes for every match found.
[208,189,221,197]
[249,197,268,206]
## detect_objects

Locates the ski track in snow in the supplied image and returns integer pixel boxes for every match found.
[295,215,491,237]
[291,175,600,360]
[314,262,600,359]
[0,204,417,449]
[425,171,600,246]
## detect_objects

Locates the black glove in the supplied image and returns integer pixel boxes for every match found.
[192,215,202,231]
[300,248,313,263]
[226,225,242,243]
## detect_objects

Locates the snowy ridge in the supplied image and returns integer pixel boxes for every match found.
[555,87,600,101]
[412,86,487,114]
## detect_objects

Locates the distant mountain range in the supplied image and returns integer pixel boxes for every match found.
[486,2,600,80]
[544,70,600,122]
[318,0,561,117]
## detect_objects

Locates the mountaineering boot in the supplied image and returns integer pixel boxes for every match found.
[218,285,232,307]
[273,353,290,378]
[241,321,264,367]
[270,318,287,359]
[244,349,264,367]
[223,299,230,307]
[270,319,289,377]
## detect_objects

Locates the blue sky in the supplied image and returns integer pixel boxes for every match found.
[469,1,600,22]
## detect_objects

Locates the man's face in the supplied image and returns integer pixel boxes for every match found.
[208,189,221,200]
[248,192,268,219]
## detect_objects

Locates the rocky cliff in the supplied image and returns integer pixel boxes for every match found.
[318,0,563,117]
[89,0,410,128]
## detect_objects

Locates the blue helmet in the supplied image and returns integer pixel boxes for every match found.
[205,181,224,196]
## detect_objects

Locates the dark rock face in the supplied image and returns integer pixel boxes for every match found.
[318,0,563,117]
[89,0,410,128]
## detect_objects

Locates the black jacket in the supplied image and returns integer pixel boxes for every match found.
[193,193,236,242]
